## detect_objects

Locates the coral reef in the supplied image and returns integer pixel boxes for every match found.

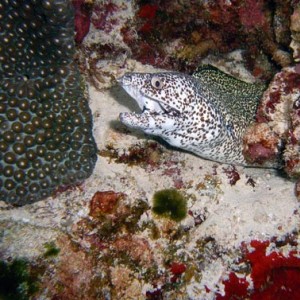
[70,0,300,185]
[75,0,296,89]
[243,66,300,175]
[139,0,293,70]
[0,147,298,299]
[24,190,200,299]
[1,0,300,299]
[0,0,97,205]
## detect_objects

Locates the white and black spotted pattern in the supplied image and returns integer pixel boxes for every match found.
[118,65,266,165]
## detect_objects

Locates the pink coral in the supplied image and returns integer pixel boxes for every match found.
[246,142,278,164]
[238,0,267,30]
[295,180,300,199]
[72,0,92,43]
[92,2,119,32]
[89,191,125,217]
[244,66,300,174]
[243,123,280,166]
[138,4,159,33]
[222,166,240,186]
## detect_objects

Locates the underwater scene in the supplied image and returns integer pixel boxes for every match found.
[0,0,300,299]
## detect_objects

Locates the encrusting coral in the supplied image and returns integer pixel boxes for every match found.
[243,66,300,175]
[0,0,97,205]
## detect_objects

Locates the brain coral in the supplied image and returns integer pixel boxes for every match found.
[0,0,97,205]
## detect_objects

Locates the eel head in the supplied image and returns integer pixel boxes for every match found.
[118,72,200,133]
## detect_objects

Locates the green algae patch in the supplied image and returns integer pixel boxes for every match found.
[44,241,60,258]
[152,189,187,221]
[0,259,41,300]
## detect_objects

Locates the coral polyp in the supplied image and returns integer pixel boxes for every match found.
[0,0,97,205]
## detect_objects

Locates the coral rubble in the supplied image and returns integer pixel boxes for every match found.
[0,0,97,205]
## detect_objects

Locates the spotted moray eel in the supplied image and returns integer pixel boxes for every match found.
[118,65,266,166]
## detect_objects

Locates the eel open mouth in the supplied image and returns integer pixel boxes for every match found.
[117,73,180,124]
[140,98,180,117]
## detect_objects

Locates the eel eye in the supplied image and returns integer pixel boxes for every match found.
[151,76,164,89]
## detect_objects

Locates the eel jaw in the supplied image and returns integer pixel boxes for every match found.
[119,83,180,129]
[140,96,181,117]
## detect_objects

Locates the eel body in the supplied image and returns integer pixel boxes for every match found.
[118,65,266,166]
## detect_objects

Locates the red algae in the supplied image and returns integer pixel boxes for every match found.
[217,239,300,299]
[72,0,295,84]
[91,2,119,32]
[244,130,280,166]
[89,191,125,216]
[295,180,300,200]
[246,142,278,164]
[122,0,290,71]
[238,0,267,30]
[249,240,300,299]
[170,262,186,275]
[216,272,249,300]
[170,262,186,283]
[72,0,93,43]
[265,90,281,114]
[138,4,159,19]
[138,4,159,33]
[243,66,300,171]
[222,166,240,186]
